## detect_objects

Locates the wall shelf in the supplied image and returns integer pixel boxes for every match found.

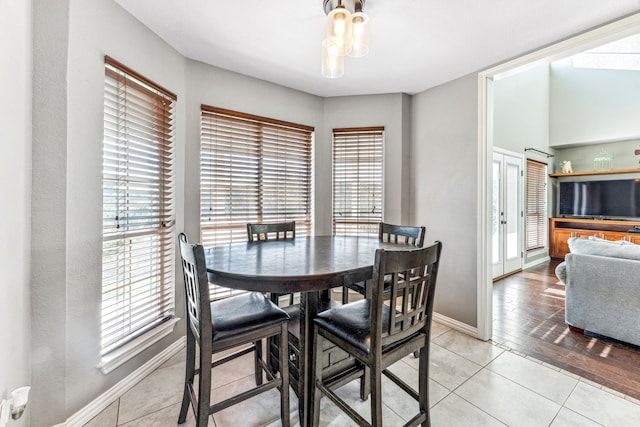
[549,168,640,178]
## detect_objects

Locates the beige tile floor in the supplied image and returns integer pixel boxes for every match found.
[84,322,640,427]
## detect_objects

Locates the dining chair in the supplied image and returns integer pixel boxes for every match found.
[246,222,354,399]
[247,220,296,242]
[342,222,426,304]
[247,221,297,306]
[177,233,291,427]
[247,221,304,393]
[310,241,443,427]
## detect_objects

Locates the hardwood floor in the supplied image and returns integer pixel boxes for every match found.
[492,259,640,400]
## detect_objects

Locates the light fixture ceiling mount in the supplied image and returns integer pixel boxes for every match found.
[321,0,369,79]
[323,0,365,15]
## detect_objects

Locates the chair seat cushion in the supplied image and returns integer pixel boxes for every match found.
[211,292,289,342]
[314,300,390,354]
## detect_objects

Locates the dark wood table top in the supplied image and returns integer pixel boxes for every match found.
[204,235,409,293]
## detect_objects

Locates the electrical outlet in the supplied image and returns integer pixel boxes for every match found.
[0,399,11,427]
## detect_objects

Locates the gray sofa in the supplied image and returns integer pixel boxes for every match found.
[555,237,640,347]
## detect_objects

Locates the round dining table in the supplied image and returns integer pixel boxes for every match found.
[204,235,413,427]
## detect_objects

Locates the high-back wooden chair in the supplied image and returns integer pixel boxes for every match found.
[177,233,291,427]
[247,221,296,242]
[343,222,426,303]
[246,222,353,399]
[247,221,297,306]
[311,241,443,427]
[379,222,426,247]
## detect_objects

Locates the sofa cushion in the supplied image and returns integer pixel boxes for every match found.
[587,235,635,245]
[568,237,640,261]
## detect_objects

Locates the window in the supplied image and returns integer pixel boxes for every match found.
[332,127,384,237]
[101,57,177,363]
[200,106,313,298]
[526,159,547,251]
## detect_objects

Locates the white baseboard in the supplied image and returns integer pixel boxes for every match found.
[60,337,185,427]
[524,255,551,270]
[433,312,480,340]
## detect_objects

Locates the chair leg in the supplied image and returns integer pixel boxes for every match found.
[359,366,370,400]
[342,287,349,304]
[255,339,263,386]
[418,342,431,427]
[279,324,291,427]
[370,356,383,427]
[310,330,323,427]
[178,331,196,424]
[197,339,213,427]
[268,335,280,377]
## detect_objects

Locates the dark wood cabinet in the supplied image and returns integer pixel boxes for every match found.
[549,218,640,259]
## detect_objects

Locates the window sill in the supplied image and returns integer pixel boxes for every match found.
[98,317,180,375]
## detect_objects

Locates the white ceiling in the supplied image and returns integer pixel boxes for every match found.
[114,0,640,97]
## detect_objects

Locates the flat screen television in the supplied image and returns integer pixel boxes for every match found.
[558,178,640,220]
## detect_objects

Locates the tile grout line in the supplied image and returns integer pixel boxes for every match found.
[439,368,506,426]
[488,339,640,407]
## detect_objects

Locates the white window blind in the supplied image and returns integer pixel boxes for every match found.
[332,127,384,237]
[526,159,547,251]
[102,56,177,356]
[200,106,313,299]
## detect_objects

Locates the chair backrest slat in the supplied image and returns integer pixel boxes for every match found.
[370,242,442,349]
[247,221,296,242]
[378,222,426,247]
[179,233,212,341]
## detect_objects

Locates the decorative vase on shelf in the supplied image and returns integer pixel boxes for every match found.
[593,149,613,171]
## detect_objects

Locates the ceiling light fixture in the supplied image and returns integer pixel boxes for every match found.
[322,0,369,79]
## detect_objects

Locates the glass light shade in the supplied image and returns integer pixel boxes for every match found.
[9,386,30,421]
[327,7,352,56]
[11,387,30,408]
[349,11,369,57]
[322,38,344,78]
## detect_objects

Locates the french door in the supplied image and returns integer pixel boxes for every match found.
[492,150,523,279]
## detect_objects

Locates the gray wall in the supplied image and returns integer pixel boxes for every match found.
[411,74,479,327]
[493,64,550,155]
[550,57,640,147]
[0,1,32,426]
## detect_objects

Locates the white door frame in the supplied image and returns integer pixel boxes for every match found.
[476,13,640,341]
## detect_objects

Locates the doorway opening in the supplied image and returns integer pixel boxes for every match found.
[477,13,640,341]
